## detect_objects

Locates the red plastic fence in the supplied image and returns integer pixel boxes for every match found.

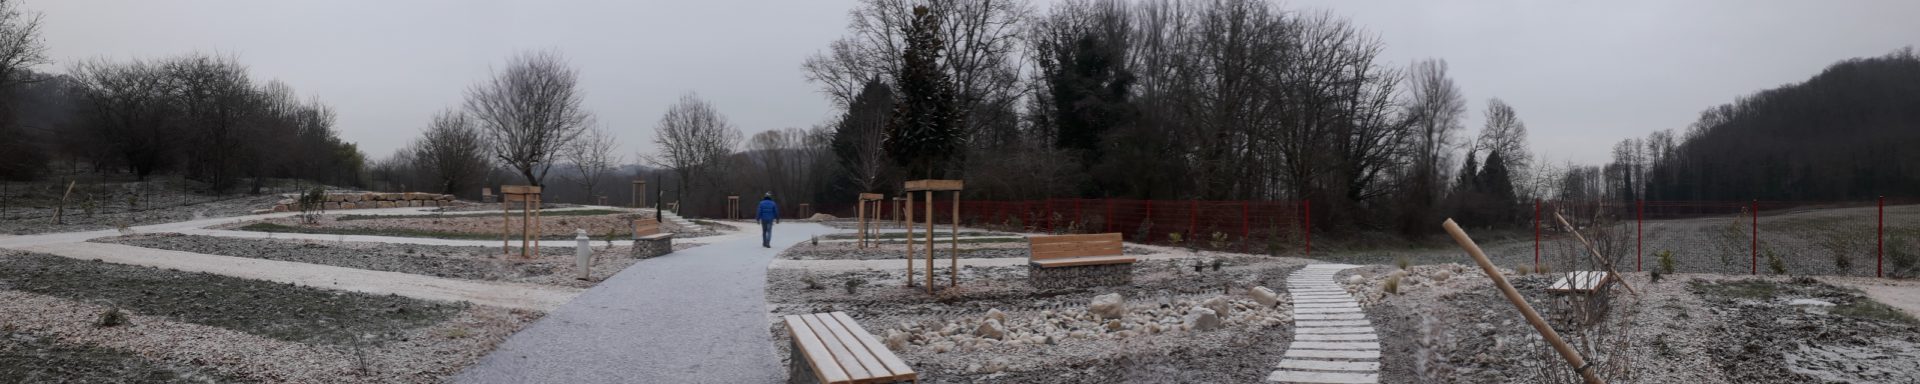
[1531,198,1907,278]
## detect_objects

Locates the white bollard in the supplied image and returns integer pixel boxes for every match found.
[575,229,592,280]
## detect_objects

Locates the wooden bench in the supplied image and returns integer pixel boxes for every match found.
[784,312,916,384]
[631,218,674,258]
[1027,233,1136,289]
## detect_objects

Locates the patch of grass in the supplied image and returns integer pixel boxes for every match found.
[334,209,627,221]
[1688,279,1778,300]
[1832,299,1920,325]
[1384,274,1401,294]
[95,307,128,328]
[1395,256,1410,270]
[2,253,466,346]
[237,222,571,240]
[1657,250,1675,274]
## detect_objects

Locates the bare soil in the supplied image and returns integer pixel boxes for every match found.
[1347,263,1920,383]
[1,329,240,383]
[223,211,646,241]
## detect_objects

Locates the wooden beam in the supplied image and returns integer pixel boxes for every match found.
[904,179,964,192]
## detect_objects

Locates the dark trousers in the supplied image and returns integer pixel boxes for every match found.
[761,220,773,246]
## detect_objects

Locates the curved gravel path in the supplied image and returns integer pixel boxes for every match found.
[454,222,841,384]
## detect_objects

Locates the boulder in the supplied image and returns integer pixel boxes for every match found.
[975,319,1007,340]
[808,213,838,220]
[1431,269,1453,282]
[326,194,347,202]
[1105,319,1123,332]
[1250,286,1280,308]
[1347,274,1365,285]
[1090,293,1126,320]
[884,330,910,350]
[985,308,1008,323]
[1184,307,1222,331]
[437,194,454,201]
[1202,296,1233,317]
[345,194,362,202]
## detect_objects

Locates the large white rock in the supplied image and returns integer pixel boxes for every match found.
[975,319,1008,340]
[1202,296,1233,317]
[885,330,910,350]
[1185,307,1222,331]
[1090,293,1126,320]
[1250,286,1280,308]
[985,308,1008,323]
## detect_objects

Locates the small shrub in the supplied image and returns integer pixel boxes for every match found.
[1265,242,1282,256]
[1535,263,1551,274]
[802,274,823,290]
[95,307,128,328]
[1889,238,1918,278]
[1766,248,1787,275]
[1167,232,1183,246]
[1134,219,1154,243]
[1820,232,1859,274]
[1650,268,1664,283]
[1657,250,1675,274]
[1395,256,1410,270]
[1192,261,1204,273]
[1209,231,1229,249]
[1511,263,1528,276]
[1211,259,1223,271]
[1384,275,1401,294]
[297,186,328,225]
[1008,216,1025,232]
[811,236,818,246]
[843,278,867,294]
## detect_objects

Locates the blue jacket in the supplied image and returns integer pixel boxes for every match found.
[757,198,779,221]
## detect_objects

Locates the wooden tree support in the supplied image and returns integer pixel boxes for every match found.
[501,185,543,260]
[858,193,884,248]
[904,179,964,294]
[726,195,741,220]
[1445,219,1604,384]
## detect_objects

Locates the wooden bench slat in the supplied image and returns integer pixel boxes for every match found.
[816,313,891,382]
[785,315,852,384]
[1031,255,1136,268]
[802,314,873,382]
[1031,244,1125,259]
[830,312,916,382]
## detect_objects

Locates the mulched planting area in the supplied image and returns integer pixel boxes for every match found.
[767,251,1318,383]
[225,211,645,241]
[94,233,638,289]
[0,253,465,346]
[1,329,240,383]
[1347,263,1920,383]
[334,209,627,221]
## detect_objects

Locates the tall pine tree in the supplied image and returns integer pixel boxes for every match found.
[884,6,963,179]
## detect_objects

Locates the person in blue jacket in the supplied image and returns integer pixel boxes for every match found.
[757,192,779,248]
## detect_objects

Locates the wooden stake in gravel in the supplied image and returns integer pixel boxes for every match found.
[1444,219,1604,384]
[55,180,74,224]
[1552,212,1638,296]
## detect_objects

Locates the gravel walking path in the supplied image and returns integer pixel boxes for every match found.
[454,222,842,384]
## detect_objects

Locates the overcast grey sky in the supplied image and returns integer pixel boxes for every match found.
[25,0,1918,165]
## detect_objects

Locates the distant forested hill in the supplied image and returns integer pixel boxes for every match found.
[1643,49,1920,201]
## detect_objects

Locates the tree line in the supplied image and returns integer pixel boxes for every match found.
[0,0,361,193]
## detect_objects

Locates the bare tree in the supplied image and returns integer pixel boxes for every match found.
[465,50,592,187]
[563,125,621,202]
[69,58,178,179]
[1398,58,1467,232]
[802,0,1025,134]
[650,93,741,211]
[1475,98,1532,196]
[0,0,45,89]
[411,110,491,195]
[832,79,894,194]
[166,53,259,192]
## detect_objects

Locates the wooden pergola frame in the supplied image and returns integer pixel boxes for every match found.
[501,185,543,259]
[857,193,884,248]
[726,195,741,220]
[630,180,646,208]
[904,179,963,293]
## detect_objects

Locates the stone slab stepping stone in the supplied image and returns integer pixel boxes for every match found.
[1275,359,1381,371]
[1297,333,1377,341]
[1296,319,1371,327]
[1297,306,1363,314]
[1284,349,1381,359]
[1266,370,1379,383]
[1295,302,1360,308]
[1296,326,1375,334]
[1296,313,1366,320]
[1290,341,1381,350]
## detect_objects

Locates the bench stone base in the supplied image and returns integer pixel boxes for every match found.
[632,235,673,259]
[1029,263,1133,289]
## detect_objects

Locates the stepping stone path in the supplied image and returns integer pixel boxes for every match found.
[1269,264,1381,384]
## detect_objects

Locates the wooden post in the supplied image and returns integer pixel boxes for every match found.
[1444,219,1605,384]
[906,192,914,287]
[54,180,74,224]
[857,199,867,248]
[502,191,510,258]
[925,189,933,294]
[522,196,531,259]
[951,190,959,288]
[533,194,542,253]
[631,180,646,208]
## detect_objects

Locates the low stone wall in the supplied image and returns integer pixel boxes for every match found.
[1028,263,1134,289]
[632,235,673,259]
[269,192,460,212]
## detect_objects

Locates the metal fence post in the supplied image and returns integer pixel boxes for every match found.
[1751,199,1758,275]
[1637,199,1643,272]
[1880,196,1885,278]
